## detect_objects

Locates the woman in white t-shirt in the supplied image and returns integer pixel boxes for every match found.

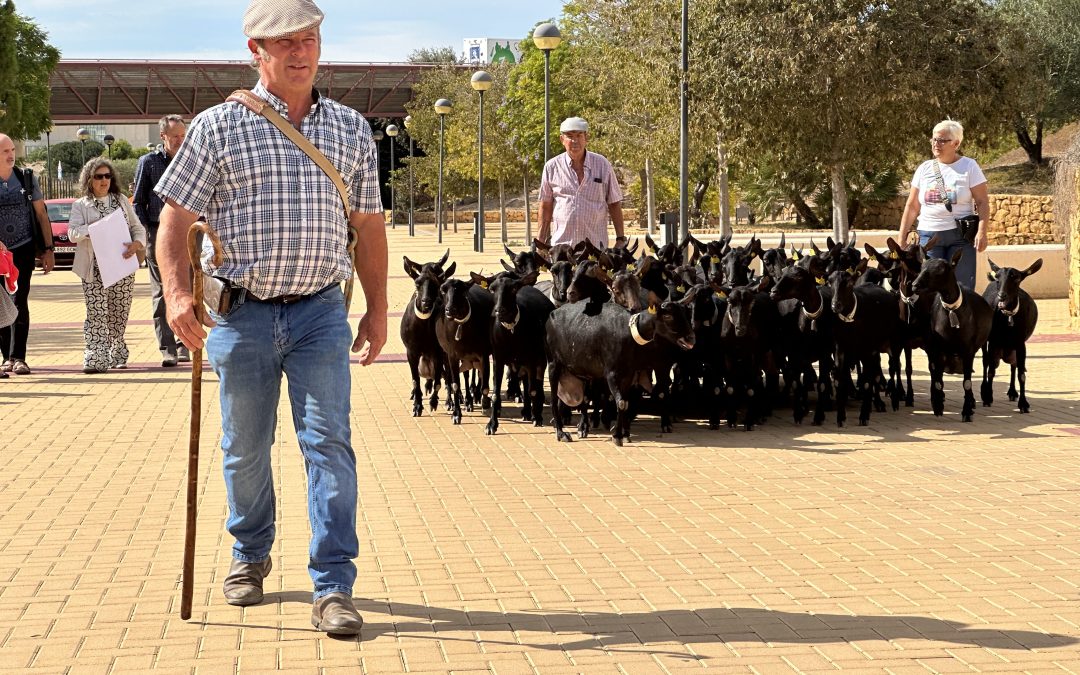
[897,120,989,289]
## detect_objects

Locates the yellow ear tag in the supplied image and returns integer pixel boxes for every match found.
[807,250,816,257]
[717,291,727,299]
[587,254,597,262]
[847,268,855,275]
[647,305,657,315]
[480,280,488,289]
[711,255,720,263]
[662,273,668,281]
[793,251,802,260]
[628,263,637,272]
[815,276,826,286]
[888,251,899,260]
[541,265,549,272]
[677,284,686,293]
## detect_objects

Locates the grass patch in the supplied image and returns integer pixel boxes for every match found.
[983,162,1055,195]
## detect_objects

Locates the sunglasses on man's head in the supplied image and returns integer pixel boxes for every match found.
[93,173,112,180]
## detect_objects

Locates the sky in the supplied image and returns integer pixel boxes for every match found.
[15,0,567,63]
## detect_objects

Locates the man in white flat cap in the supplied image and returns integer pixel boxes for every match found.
[538,116,625,248]
[154,0,387,635]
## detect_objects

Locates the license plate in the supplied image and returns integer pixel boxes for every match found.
[55,246,76,254]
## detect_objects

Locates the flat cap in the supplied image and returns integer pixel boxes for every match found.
[559,117,589,133]
[243,0,324,40]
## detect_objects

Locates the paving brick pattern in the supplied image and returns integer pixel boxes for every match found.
[2,225,1079,673]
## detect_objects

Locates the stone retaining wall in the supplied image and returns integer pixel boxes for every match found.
[857,194,1058,245]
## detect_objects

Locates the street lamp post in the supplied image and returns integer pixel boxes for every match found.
[77,127,90,167]
[434,99,453,245]
[45,127,52,198]
[533,23,562,166]
[103,134,115,159]
[404,115,415,237]
[678,0,689,243]
[373,129,385,220]
[470,71,493,253]
[385,124,399,229]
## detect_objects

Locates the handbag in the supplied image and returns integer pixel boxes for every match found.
[932,160,980,244]
[0,289,15,329]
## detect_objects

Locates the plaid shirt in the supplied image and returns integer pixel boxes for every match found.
[539,150,623,248]
[132,148,171,227]
[155,81,382,298]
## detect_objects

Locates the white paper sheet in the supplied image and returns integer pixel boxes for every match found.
[88,209,139,288]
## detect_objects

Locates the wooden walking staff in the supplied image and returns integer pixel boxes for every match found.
[180,221,223,621]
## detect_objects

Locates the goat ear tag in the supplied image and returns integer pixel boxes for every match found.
[587,255,597,262]
[815,276,826,286]
[480,280,488,289]
[647,305,657,314]
[717,291,727,299]
[807,251,816,257]
[628,263,637,272]
[662,273,668,280]
[540,265,549,272]
[889,251,899,260]
[677,284,686,293]
[711,255,720,263]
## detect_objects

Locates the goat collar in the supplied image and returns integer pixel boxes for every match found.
[452,303,472,324]
[413,302,433,320]
[629,312,653,345]
[999,297,1020,317]
[941,284,964,311]
[499,306,521,332]
[836,295,858,323]
[802,290,824,320]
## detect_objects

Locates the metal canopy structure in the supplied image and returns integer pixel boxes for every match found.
[50,60,442,123]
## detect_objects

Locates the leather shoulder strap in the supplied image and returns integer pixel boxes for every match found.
[227,89,351,216]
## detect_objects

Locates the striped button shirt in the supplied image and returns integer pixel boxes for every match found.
[539,150,623,248]
[154,82,382,298]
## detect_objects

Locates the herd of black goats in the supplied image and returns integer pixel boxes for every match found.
[400,232,1042,445]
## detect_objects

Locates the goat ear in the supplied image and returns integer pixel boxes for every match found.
[403,256,421,279]
[678,285,699,304]
[442,261,457,280]
[856,258,869,275]
[436,248,450,268]
[864,243,878,257]
[644,233,658,253]
[950,248,964,267]
[826,236,837,250]
[533,238,550,251]
[521,270,539,286]
[504,244,516,259]
[627,239,639,255]
[778,232,786,249]
[886,237,902,254]
[499,258,515,272]
[754,275,771,293]
[469,271,486,286]
[988,258,1000,274]
[1023,258,1043,277]
[924,234,940,251]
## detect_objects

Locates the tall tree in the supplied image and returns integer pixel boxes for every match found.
[0,2,60,140]
[697,0,1017,243]
[407,46,460,64]
[995,0,1080,165]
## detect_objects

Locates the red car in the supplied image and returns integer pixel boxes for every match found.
[44,198,76,268]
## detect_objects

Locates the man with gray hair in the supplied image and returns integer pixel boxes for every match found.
[538,116,625,248]
[133,114,188,366]
[155,0,387,635]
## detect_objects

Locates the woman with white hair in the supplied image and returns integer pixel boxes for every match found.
[897,120,989,289]
[67,158,147,373]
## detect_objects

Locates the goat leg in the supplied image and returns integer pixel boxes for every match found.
[548,363,572,442]
[1008,363,1020,402]
[1016,344,1030,413]
[408,353,424,417]
[450,365,464,424]
[961,359,976,422]
[929,361,945,417]
[981,347,997,407]
[531,368,546,427]
[486,357,503,435]
[904,347,915,407]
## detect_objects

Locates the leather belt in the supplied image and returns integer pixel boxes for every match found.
[234,283,338,306]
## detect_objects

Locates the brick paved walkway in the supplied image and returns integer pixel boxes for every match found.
[2,224,1079,673]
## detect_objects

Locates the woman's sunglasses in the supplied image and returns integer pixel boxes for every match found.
[93,173,112,180]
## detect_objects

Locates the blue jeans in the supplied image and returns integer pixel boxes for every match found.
[206,284,357,600]
[918,227,977,290]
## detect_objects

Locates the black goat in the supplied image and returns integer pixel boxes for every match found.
[546,295,697,445]
[981,258,1042,412]
[435,278,494,424]
[475,270,555,434]
[910,251,993,422]
[401,252,454,416]
[769,258,835,425]
[719,276,779,431]
[828,262,902,426]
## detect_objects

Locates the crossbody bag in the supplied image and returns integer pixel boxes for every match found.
[224,89,360,310]
[931,159,980,244]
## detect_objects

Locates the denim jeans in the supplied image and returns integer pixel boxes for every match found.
[206,284,357,600]
[918,227,977,290]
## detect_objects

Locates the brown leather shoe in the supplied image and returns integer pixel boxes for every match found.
[222,557,272,606]
[311,592,363,635]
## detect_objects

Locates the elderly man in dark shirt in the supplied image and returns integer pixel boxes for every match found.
[133,115,188,366]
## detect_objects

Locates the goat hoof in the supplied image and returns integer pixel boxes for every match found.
[1019,402,1030,413]
[709,422,719,430]
[859,419,869,427]
[452,415,462,425]
[661,424,673,433]
[612,436,624,447]
[556,431,572,442]
[962,413,973,422]
[412,407,423,418]
[1008,391,1019,401]
[534,418,544,427]
[485,422,497,435]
